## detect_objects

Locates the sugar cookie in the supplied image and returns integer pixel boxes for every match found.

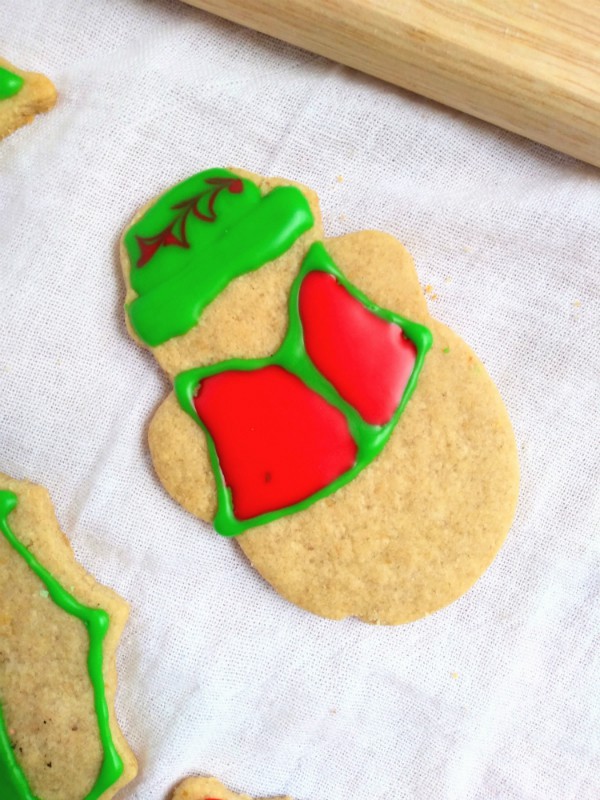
[171,775,291,800]
[0,473,137,799]
[121,168,519,624]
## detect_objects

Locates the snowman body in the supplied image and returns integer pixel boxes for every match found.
[125,169,431,536]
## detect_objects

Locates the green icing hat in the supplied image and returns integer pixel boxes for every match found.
[125,168,314,347]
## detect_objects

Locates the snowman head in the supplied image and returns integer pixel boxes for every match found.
[124,168,315,348]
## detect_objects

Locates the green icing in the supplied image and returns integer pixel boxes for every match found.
[0,67,24,100]
[175,242,433,536]
[126,169,263,296]
[125,168,314,347]
[0,701,38,800]
[0,491,124,800]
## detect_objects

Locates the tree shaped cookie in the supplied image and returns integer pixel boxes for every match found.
[121,168,519,624]
[0,473,137,799]
[0,57,56,140]
[171,776,291,800]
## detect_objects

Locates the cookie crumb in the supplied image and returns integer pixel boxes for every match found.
[336,175,344,183]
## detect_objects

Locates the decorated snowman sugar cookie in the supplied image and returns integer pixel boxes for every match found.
[121,167,519,624]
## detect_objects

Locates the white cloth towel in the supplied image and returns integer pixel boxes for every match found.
[1,1,599,798]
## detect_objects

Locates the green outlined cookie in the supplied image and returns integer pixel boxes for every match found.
[0,475,137,800]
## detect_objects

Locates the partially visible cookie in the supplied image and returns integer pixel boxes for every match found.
[0,57,56,140]
[171,776,291,800]
[0,473,137,800]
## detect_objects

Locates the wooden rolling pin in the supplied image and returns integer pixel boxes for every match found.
[181,0,600,168]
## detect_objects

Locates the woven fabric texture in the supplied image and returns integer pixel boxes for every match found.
[1,1,599,798]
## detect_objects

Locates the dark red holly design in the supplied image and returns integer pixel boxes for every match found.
[135,177,243,268]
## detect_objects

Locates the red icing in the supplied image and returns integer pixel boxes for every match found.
[193,365,357,520]
[299,271,417,425]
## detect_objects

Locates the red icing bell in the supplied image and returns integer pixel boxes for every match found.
[194,365,357,520]
[299,271,417,425]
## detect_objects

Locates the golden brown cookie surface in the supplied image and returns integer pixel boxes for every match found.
[0,473,137,799]
[122,169,519,624]
[0,57,56,140]
[171,775,291,800]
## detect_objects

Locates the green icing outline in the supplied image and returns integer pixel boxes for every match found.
[0,491,124,800]
[0,67,24,100]
[175,241,433,536]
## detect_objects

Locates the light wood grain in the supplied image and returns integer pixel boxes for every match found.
[181,0,600,167]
